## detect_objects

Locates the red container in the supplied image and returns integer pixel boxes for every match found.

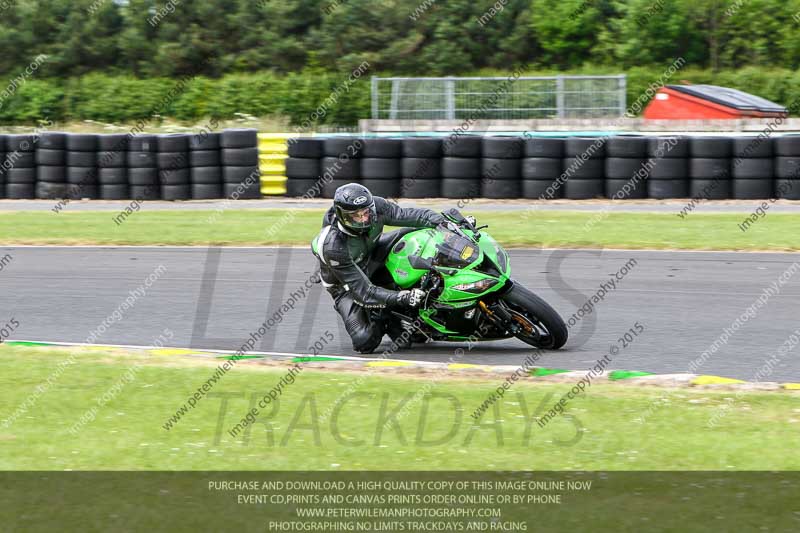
[643,85,787,120]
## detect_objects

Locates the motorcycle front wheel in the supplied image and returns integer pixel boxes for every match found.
[500,283,568,349]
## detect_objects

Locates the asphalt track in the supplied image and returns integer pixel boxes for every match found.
[2,245,800,381]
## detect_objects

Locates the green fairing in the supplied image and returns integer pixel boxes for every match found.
[309,219,566,349]
[385,227,511,337]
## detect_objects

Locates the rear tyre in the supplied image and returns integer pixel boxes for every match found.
[501,283,568,349]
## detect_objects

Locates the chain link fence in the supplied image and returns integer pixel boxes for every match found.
[371,75,627,120]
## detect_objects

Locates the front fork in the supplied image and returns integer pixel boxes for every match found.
[478,300,521,336]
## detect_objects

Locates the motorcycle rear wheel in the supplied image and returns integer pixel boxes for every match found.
[501,283,568,349]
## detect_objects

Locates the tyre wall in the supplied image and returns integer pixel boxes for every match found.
[285,135,800,200]
[0,129,260,200]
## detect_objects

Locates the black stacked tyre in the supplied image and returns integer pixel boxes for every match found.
[158,134,191,200]
[127,135,160,200]
[285,138,323,197]
[97,134,129,199]
[221,129,261,199]
[361,138,402,198]
[5,134,37,199]
[190,131,222,199]
[0,135,4,198]
[563,137,605,199]
[65,134,98,200]
[689,137,731,200]
[35,132,68,199]
[773,135,800,200]
[604,136,648,199]
[320,137,363,198]
[401,137,441,198]
[731,136,773,199]
[481,136,523,199]
[646,136,689,198]
[441,135,482,199]
[521,137,564,199]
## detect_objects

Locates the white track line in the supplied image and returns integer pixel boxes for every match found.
[3,338,444,366]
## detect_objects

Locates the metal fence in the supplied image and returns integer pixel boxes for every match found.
[371,75,627,120]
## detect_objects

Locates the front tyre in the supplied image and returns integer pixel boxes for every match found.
[501,283,568,349]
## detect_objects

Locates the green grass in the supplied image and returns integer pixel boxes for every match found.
[1,208,800,250]
[2,346,799,471]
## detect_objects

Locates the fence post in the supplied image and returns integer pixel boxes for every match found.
[445,79,456,120]
[371,76,378,119]
[389,79,400,120]
[556,76,565,118]
[618,75,627,117]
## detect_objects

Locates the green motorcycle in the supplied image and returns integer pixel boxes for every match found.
[379,209,568,349]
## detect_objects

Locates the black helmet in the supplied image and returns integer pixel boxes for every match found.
[333,183,377,235]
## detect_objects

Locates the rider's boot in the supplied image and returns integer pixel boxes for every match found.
[385,318,413,351]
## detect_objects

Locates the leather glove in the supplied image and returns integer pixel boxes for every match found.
[439,220,460,233]
[396,288,426,308]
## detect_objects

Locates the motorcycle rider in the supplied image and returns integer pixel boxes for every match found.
[312,183,446,354]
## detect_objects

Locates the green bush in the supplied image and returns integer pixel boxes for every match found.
[4,67,800,127]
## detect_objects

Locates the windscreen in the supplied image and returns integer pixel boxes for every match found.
[433,232,479,268]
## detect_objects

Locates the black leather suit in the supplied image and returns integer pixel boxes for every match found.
[314,196,444,353]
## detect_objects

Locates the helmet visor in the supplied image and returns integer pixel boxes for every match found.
[340,205,375,230]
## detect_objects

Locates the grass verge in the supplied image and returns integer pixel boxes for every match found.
[1,209,800,250]
[1,345,798,470]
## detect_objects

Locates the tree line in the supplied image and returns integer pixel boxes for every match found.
[2,0,800,124]
[2,0,799,78]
